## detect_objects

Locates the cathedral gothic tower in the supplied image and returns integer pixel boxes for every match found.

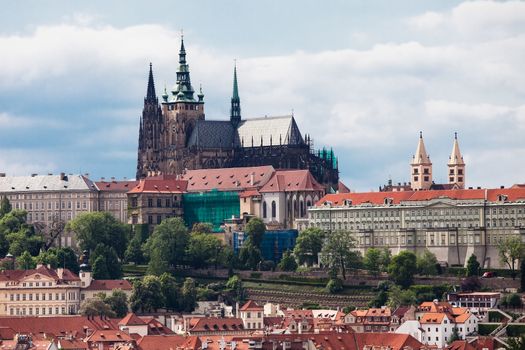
[448,132,465,189]
[137,63,163,179]
[410,132,433,190]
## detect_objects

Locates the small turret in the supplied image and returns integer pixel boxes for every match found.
[448,132,466,188]
[410,131,433,190]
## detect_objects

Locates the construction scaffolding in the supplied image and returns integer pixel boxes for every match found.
[182,189,240,232]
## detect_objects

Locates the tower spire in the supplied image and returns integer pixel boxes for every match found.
[230,61,241,127]
[172,34,195,102]
[448,132,465,188]
[410,131,433,190]
[146,63,157,102]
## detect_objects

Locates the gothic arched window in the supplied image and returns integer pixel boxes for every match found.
[263,202,267,218]
[271,201,276,218]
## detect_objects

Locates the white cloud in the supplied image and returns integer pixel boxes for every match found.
[0,1,524,190]
[0,149,57,176]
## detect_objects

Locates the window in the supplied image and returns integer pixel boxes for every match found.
[263,202,267,218]
[157,198,162,207]
[271,201,276,218]
[148,198,153,207]
[165,198,170,207]
[424,176,429,181]
[148,215,153,224]
[157,215,162,224]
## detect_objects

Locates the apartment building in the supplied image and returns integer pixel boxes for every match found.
[96,179,138,223]
[0,265,131,316]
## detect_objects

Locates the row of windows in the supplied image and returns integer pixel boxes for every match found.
[9,292,75,301]
[7,193,90,200]
[13,201,89,210]
[9,305,75,316]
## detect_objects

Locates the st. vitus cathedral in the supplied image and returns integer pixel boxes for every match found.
[136,37,339,190]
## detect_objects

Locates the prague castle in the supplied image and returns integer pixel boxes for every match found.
[136,37,339,191]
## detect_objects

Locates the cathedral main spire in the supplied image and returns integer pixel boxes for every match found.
[172,35,195,102]
[230,62,241,127]
[146,63,157,102]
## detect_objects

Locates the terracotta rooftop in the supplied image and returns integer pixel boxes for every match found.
[239,300,263,311]
[118,313,146,326]
[259,170,324,193]
[0,265,80,283]
[137,335,200,350]
[128,177,188,194]
[85,329,133,343]
[84,280,132,291]
[0,316,119,336]
[316,187,525,207]
[181,166,275,192]
[189,318,245,333]
[96,180,139,192]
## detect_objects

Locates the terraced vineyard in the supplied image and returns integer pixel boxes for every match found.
[245,283,375,308]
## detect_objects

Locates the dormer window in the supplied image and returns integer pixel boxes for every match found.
[343,199,352,206]
[498,195,508,202]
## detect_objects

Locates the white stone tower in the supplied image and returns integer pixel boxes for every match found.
[411,132,433,190]
[448,132,465,189]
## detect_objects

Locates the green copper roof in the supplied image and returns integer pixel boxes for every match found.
[232,64,239,100]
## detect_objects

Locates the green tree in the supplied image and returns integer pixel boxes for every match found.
[379,248,392,272]
[388,251,417,288]
[180,277,197,312]
[293,228,324,267]
[103,289,129,317]
[278,250,298,271]
[238,243,262,270]
[79,297,116,317]
[326,277,344,294]
[226,275,245,302]
[369,289,388,308]
[91,244,122,279]
[191,223,213,234]
[466,254,481,277]
[521,259,525,292]
[92,256,110,279]
[144,218,189,275]
[1,210,43,256]
[159,272,179,311]
[364,248,381,276]
[244,218,265,248]
[186,232,223,269]
[320,230,361,280]
[130,275,164,313]
[125,236,145,265]
[387,284,417,308]
[0,196,12,218]
[505,335,525,350]
[416,249,438,276]
[36,247,80,274]
[497,237,524,279]
[449,327,460,343]
[507,293,523,308]
[16,251,36,269]
[67,212,129,258]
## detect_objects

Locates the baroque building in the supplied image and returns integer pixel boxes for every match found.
[136,37,339,191]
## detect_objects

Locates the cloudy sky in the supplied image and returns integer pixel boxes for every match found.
[1,0,524,191]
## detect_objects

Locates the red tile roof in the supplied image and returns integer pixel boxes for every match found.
[316,187,525,206]
[128,177,188,194]
[84,280,132,291]
[137,335,199,350]
[57,339,89,350]
[0,265,79,282]
[239,188,261,198]
[239,300,263,311]
[85,329,133,343]
[95,180,139,192]
[118,313,146,326]
[181,166,275,192]
[0,316,119,337]
[0,326,16,340]
[447,340,476,350]
[189,318,245,333]
[259,170,324,193]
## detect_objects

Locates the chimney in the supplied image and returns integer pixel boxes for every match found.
[60,172,67,181]
[250,172,255,185]
[31,173,37,177]
[500,185,505,189]
[0,173,6,177]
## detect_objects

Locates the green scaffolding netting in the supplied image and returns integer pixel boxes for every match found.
[182,189,240,232]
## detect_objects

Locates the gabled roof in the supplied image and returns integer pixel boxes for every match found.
[0,174,97,193]
[95,180,139,192]
[259,170,324,193]
[182,166,275,192]
[118,313,146,326]
[84,280,132,291]
[128,177,188,194]
[234,115,304,147]
[137,335,199,350]
[85,330,133,343]
[0,265,80,282]
[189,318,245,332]
[187,120,235,149]
[240,300,263,311]
[419,312,447,324]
